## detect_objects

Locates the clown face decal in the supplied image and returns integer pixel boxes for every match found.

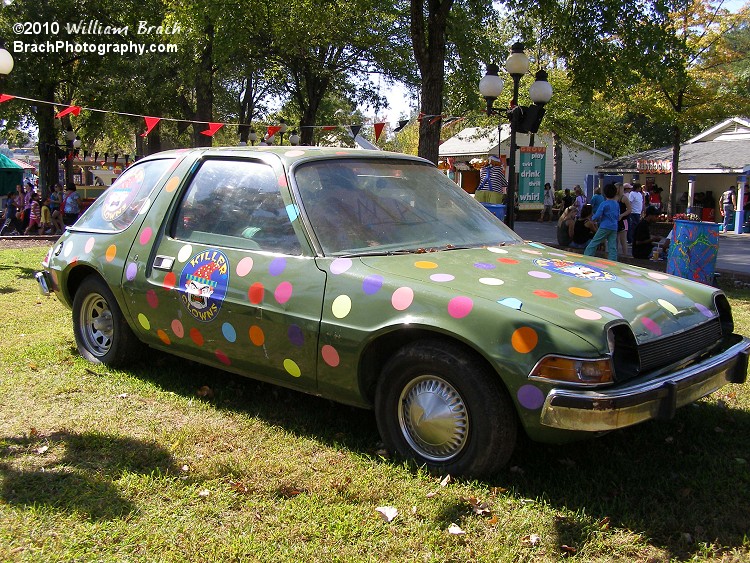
[179,249,230,322]
[533,258,617,282]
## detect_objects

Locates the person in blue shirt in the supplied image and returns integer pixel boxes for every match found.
[590,186,604,215]
[584,183,620,261]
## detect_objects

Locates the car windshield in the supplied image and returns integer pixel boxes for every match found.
[293,158,522,256]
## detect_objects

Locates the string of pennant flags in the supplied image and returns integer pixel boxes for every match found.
[0,93,466,143]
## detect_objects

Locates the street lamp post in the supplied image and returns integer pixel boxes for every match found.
[479,42,553,230]
[278,119,288,145]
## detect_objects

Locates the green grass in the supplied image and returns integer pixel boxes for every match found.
[1,245,748,562]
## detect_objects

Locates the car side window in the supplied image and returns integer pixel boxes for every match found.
[173,159,301,255]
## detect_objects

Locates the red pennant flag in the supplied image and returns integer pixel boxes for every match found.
[374,122,386,142]
[55,105,82,118]
[0,94,15,103]
[140,116,161,137]
[322,125,337,131]
[200,122,224,137]
[429,115,444,126]
[417,113,425,122]
[267,125,282,138]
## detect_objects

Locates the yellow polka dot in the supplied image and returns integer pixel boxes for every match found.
[284,359,301,377]
[332,295,352,318]
[414,261,438,269]
[165,176,181,192]
[137,313,150,330]
[658,299,679,315]
[105,244,117,262]
[511,326,538,354]
[569,287,592,297]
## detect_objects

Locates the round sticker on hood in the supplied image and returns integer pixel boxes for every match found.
[179,249,230,322]
[533,258,616,282]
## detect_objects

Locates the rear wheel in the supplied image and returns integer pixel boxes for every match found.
[72,276,143,367]
[375,339,517,477]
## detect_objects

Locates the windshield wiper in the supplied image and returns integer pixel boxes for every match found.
[336,248,419,258]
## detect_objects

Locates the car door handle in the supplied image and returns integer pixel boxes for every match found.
[153,255,175,271]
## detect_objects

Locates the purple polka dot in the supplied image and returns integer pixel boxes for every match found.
[125,262,137,281]
[362,274,384,295]
[447,296,473,318]
[600,306,623,318]
[528,271,552,279]
[331,258,353,275]
[695,303,714,318]
[474,262,496,270]
[288,324,304,346]
[517,385,545,410]
[627,277,648,286]
[269,257,287,276]
[430,273,455,282]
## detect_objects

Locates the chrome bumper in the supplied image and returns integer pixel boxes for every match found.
[540,337,750,432]
[35,270,52,296]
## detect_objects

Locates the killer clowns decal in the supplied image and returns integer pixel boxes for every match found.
[179,249,230,322]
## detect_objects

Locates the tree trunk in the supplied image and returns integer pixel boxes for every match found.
[552,132,563,190]
[193,22,214,148]
[668,124,681,215]
[36,84,58,195]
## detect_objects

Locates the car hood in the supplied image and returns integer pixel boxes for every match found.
[358,243,718,346]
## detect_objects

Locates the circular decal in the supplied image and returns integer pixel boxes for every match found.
[101,166,145,223]
[533,258,616,281]
[179,249,230,322]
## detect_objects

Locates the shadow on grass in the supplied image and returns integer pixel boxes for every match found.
[504,400,750,559]
[0,430,179,520]
[120,352,750,559]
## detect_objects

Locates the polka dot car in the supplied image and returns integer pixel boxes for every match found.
[36,147,750,477]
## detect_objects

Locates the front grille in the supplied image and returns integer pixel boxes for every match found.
[638,318,723,372]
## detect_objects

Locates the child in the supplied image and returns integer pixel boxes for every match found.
[584,183,619,261]
[24,193,42,235]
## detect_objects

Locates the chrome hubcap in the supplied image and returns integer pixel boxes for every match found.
[81,293,113,357]
[398,375,468,462]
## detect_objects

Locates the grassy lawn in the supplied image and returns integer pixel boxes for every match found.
[1,245,748,562]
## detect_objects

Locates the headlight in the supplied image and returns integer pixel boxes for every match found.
[530,356,614,385]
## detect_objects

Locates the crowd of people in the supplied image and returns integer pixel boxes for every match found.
[555,181,671,261]
[0,181,82,236]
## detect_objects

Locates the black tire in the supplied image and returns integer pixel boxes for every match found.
[375,339,517,477]
[72,275,144,367]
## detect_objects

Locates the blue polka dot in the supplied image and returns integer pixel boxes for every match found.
[362,274,384,295]
[610,288,633,299]
[286,204,300,222]
[222,322,237,343]
[269,257,287,276]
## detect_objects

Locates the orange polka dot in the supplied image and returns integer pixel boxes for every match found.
[414,261,438,269]
[533,290,558,299]
[164,176,181,192]
[105,244,117,262]
[190,328,204,346]
[498,258,519,264]
[511,327,538,354]
[664,285,684,295]
[157,329,171,345]
[249,325,265,346]
[568,287,592,297]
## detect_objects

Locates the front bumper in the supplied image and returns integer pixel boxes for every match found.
[540,336,750,432]
[35,270,53,296]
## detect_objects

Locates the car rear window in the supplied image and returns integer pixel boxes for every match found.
[74,158,175,232]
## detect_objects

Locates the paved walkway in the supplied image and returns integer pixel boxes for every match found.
[512,220,750,280]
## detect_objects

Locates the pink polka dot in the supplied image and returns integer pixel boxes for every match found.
[139,227,153,245]
[641,317,662,336]
[85,237,95,254]
[171,319,184,338]
[575,309,602,321]
[274,281,293,303]
[146,289,159,308]
[331,258,353,274]
[321,345,340,367]
[236,257,254,277]
[447,296,473,318]
[215,350,231,365]
[430,273,455,282]
[391,287,414,311]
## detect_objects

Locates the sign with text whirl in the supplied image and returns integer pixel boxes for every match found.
[519,146,546,209]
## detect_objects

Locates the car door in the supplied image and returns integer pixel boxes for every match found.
[127,155,326,392]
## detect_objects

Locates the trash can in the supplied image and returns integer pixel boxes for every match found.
[482,203,506,222]
[666,220,719,285]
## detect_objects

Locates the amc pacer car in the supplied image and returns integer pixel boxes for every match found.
[37,147,749,477]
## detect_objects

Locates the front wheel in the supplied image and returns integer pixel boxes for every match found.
[375,340,517,477]
[72,276,143,367]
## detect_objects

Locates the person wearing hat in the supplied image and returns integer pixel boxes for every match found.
[631,206,662,259]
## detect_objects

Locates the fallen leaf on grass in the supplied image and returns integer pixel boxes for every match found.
[181,464,190,472]
[447,523,465,535]
[465,496,491,516]
[29,428,39,438]
[376,506,398,523]
[440,474,452,487]
[598,516,610,530]
[488,514,498,525]
[426,491,438,498]
[27,363,38,371]
[229,480,249,494]
[117,393,129,399]
[521,534,541,547]
[35,445,49,455]
[198,489,210,498]
[197,386,214,398]
[561,544,577,555]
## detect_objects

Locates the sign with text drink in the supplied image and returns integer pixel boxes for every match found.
[518,146,546,209]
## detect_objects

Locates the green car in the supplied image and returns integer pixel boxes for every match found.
[36,147,749,477]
